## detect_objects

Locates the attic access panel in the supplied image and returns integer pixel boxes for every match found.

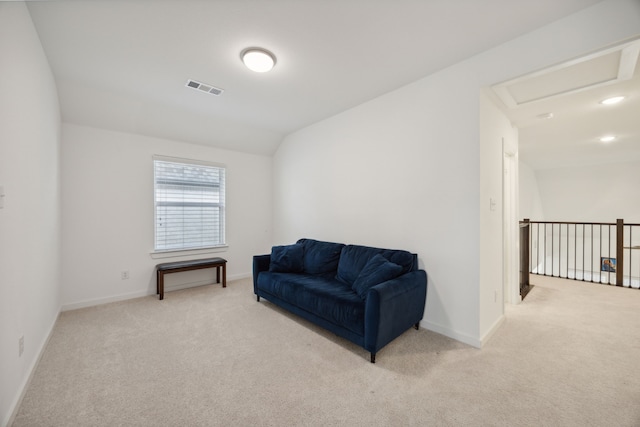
[492,39,640,108]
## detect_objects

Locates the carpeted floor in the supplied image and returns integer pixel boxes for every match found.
[12,275,640,426]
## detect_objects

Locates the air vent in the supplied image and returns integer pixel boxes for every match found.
[185,79,224,96]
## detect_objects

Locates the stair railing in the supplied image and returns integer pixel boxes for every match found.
[522,219,640,289]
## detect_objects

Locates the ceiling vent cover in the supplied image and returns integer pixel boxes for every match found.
[186,79,224,96]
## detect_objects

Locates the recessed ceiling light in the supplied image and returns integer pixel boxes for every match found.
[600,96,625,105]
[537,112,554,119]
[599,135,616,143]
[241,48,276,73]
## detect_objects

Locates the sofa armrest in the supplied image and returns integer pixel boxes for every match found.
[252,254,271,293]
[363,269,427,354]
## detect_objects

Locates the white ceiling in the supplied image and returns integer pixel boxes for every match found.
[27,0,605,156]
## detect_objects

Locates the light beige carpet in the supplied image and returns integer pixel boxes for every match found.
[12,276,640,426]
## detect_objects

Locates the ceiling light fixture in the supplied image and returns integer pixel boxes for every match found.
[537,112,554,120]
[600,96,625,105]
[241,48,276,73]
[600,135,616,143]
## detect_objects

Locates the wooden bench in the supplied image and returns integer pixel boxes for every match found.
[156,257,227,300]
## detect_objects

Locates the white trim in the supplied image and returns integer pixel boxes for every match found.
[150,245,228,259]
[503,143,520,306]
[60,273,252,311]
[4,310,60,427]
[422,320,482,348]
[152,154,226,169]
[61,290,150,311]
[479,314,506,347]
[152,157,226,252]
[491,37,640,108]
[423,315,505,348]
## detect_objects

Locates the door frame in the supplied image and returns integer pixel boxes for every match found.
[503,145,521,304]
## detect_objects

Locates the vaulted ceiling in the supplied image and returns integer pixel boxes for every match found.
[28,0,606,158]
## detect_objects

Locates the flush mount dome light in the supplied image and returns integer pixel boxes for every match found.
[241,48,276,73]
[600,135,616,143]
[600,96,625,105]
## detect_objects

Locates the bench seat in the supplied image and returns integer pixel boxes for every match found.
[156,257,227,300]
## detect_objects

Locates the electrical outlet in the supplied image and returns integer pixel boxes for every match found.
[19,336,24,357]
[121,270,129,280]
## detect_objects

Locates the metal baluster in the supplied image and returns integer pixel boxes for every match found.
[567,224,569,279]
[609,224,612,285]
[544,223,547,276]
[600,224,603,284]
[582,224,585,281]
[590,224,594,282]
[577,224,580,279]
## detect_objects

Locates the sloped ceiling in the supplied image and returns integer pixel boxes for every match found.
[27,0,603,155]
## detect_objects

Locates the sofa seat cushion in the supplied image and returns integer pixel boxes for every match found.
[297,238,345,276]
[256,272,365,335]
[337,245,415,285]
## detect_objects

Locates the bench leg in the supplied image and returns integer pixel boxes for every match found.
[222,263,226,288]
[158,271,164,300]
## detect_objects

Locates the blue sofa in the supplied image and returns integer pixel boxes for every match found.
[253,238,427,363]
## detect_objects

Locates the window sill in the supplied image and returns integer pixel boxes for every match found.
[150,245,228,260]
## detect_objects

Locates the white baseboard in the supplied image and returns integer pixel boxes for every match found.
[479,314,505,347]
[422,319,482,348]
[61,272,252,312]
[61,289,150,311]
[422,314,506,349]
[4,310,60,427]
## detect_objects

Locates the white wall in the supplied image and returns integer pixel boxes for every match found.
[0,3,62,426]
[272,0,640,347]
[61,124,272,309]
[479,91,518,337]
[535,160,640,223]
[519,160,545,220]
[274,66,483,345]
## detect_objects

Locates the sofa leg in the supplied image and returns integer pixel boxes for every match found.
[370,353,376,363]
[256,295,260,302]
[414,322,420,330]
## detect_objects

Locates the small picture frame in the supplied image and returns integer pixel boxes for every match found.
[601,257,616,272]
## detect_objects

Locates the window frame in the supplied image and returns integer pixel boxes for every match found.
[152,155,226,254]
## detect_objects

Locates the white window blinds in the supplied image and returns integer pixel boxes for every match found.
[154,158,226,251]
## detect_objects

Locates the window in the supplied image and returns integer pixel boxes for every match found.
[154,157,225,251]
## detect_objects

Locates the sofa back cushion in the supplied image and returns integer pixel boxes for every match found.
[351,254,403,298]
[269,243,304,273]
[297,238,345,275]
[337,244,416,285]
